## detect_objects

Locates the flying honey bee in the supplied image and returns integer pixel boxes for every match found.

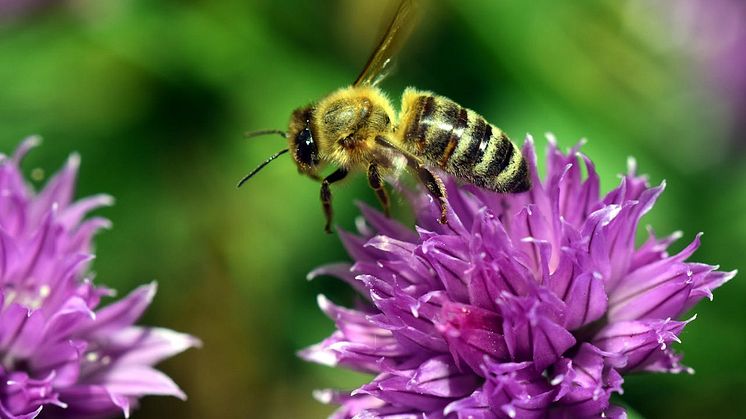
[239,0,530,233]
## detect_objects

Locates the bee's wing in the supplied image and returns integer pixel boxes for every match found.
[353,0,420,87]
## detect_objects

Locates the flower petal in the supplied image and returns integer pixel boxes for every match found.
[563,271,608,330]
[407,355,480,398]
[93,365,186,400]
[80,282,157,337]
[499,295,575,371]
[106,326,200,366]
[593,318,693,374]
[436,302,508,374]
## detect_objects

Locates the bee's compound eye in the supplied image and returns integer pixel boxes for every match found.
[295,127,318,166]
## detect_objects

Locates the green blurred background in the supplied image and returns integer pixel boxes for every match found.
[1,0,744,417]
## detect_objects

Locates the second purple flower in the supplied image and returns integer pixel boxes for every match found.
[0,137,199,418]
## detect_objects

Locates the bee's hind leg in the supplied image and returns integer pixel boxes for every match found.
[367,161,390,217]
[414,165,448,225]
[320,168,349,234]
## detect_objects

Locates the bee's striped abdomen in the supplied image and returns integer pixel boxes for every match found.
[400,90,530,193]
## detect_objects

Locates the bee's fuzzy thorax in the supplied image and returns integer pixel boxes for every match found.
[312,85,398,171]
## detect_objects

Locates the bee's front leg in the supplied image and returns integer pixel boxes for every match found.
[320,168,349,234]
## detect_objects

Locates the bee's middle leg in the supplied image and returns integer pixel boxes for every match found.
[320,168,349,234]
[374,136,448,224]
[367,161,390,217]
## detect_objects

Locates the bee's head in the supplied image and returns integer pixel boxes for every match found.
[236,106,321,189]
[288,106,321,176]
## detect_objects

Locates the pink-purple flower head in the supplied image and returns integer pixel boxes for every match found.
[0,136,199,418]
[301,135,734,418]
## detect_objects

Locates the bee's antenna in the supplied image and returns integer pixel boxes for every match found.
[243,129,288,139]
[237,148,290,188]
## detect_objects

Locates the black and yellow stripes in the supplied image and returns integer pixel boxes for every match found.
[399,90,529,193]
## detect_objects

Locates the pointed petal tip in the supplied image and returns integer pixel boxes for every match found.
[67,152,81,169]
[298,346,339,366]
[21,134,44,147]
[173,387,187,401]
[627,155,637,173]
[443,401,456,416]
[312,389,333,404]
[30,405,44,418]
[189,336,203,349]
[18,134,44,151]
[354,214,372,235]
[306,263,352,281]
[109,393,131,419]
[316,294,332,311]
[350,387,369,397]
[116,281,158,310]
[155,327,203,350]
[14,135,43,162]
[95,193,116,207]
[145,281,158,296]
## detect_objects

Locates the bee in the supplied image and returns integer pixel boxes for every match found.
[239,0,530,233]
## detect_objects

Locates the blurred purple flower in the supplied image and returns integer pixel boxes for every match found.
[0,136,198,418]
[645,0,746,143]
[301,135,734,418]
[654,0,746,100]
[0,0,58,21]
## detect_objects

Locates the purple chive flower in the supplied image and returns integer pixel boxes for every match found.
[0,137,198,418]
[301,135,734,418]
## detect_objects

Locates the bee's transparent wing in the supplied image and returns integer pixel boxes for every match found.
[353,0,420,87]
